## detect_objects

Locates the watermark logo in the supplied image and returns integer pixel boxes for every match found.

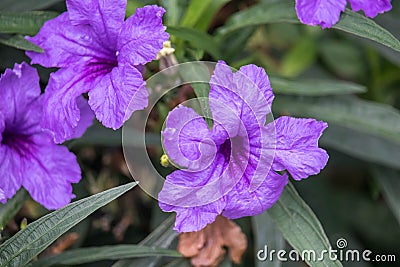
[256,238,396,263]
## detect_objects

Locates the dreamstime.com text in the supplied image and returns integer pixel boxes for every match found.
[257,238,396,263]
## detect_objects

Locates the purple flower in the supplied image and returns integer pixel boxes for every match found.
[0,63,82,209]
[26,0,169,143]
[296,0,392,28]
[158,61,329,233]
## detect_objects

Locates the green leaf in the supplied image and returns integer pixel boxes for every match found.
[280,37,317,77]
[160,0,182,26]
[335,9,400,53]
[167,26,221,59]
[270,77,367,96]
[194,0,229,31]
[268,182,343,267]
[178,62,213,128]
[273,95,400,145]
[111,215,178,267]
[0,35,42,52]
[0,182,137,267]
[0,11,58,35]
[0,0,62,11]
[321,124,400,170]
[0,189,27,229]
[30,245,181,267]
[180,0,213,28]
[217,1,400,53]
[252,212,284,267]
[372,166,400,225]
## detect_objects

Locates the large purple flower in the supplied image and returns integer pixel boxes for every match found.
[0,63,82,209]
[296,0,392,28]
[26,0,169,143]
[158,61,329,233]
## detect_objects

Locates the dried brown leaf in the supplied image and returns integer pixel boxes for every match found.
[178,216,247,267]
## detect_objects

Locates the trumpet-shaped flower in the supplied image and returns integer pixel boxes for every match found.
[158,61,329,232]
[296,0,392,28]
[26,0,169,143]
[0,63,82,209]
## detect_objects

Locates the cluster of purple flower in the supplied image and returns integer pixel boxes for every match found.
[0,0,391,231]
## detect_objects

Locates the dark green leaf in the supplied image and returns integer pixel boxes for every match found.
[273,95,400,145]
[0,189,27,229]
[0,35,42,52]
[0,0,62,11]
[271,77,367,96]
[0,11,58,35]
[0,182,137,267]
[217,1,400,53]
[268,182,343,267]
[112,215,178,267]
[321,125,400,170]
[30,245,181,267]
[167,26,221,59]
[252,212,284,267]
[372,166,400,225]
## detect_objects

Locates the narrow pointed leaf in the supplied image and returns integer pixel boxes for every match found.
[0,182,137,267]
[0,35,42,52]
[0,0,63,12]
[372,166,400,225]
[217,1,400,53]
[30,245,181,267]
[268,182,342,267]
[0,11,58,35]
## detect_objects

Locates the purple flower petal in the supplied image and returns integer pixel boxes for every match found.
[117,5,169,66]
[348,0,392,18]
[160,197,226,233]
[159,152,229,232]
[271,116,329,180]
[0,146,23,203]
[66,0,126,49]
[209,62,273,138]
[0,188,6,203]
[0,63,41,123]
[0,63,82,208]
[26,13,113,68]
[41,66,90,143]
[223,171,288,218]
[88,63,146,129]
[162,105,216,170]
[295,0,346,28]
[70,96,94,140]
[22,143,81,209]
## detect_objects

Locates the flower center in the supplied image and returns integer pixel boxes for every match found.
[84,57,118,82]
[2,130,34,157]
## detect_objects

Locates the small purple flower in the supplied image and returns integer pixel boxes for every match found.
[0,63,82,209]
[296,0,392,28]
[26,0,169,143]
[158,61,329,233]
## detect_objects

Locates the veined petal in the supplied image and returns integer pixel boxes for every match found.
[0,112,4,143]
[70,96,94,140]
[223,171,288,218]
[0,146,23,203]
[348,0,392,18]
[162,105,216,170]
[160,198,226,233]
[88,63,146,130]
[0,63,41,127]
[209,62,272,138]
[271,116,329,180]
[295,0,346,28]
[22,143,81,209]
[66,0,126,49]
[26,13,114,68]
[41,66,89,144]
[117,5,169,66]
